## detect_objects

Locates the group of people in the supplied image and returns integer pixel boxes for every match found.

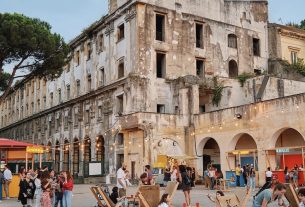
[203,164,224,190]
[17,166,73,207]
[235,163,256,191]
[115,163,195,207]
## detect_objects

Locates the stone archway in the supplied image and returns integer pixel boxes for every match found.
[63,139,70,171]
[229,59,238,78]
[83,137,91,178]
[271,128,305,169]
[197,137,221,174]
[72,138,80,175]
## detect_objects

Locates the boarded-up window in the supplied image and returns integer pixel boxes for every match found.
[228,34,237,48]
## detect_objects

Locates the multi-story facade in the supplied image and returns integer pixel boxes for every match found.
[0,0,271,183]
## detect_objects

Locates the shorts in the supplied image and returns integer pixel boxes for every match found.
[118,188,126,197]
[182,185,191,192]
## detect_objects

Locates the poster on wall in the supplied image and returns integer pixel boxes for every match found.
[89,162,102,176]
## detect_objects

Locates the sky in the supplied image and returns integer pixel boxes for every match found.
[0,0,304,42]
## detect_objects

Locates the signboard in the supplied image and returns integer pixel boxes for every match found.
[89,162,102,176]
[26,146,44,154]
[276,148,289,153]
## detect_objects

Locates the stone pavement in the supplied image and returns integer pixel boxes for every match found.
[0,184,263,207]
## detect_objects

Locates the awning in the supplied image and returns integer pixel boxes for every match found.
[167,155,198,160]
[0,138,39,148]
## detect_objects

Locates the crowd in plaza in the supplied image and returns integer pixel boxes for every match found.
[0,165,74,207]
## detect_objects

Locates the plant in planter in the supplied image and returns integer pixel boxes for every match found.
[236,72,255,87]
[211,77,224,107]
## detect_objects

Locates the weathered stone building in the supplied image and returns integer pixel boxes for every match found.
[3,0,301,184]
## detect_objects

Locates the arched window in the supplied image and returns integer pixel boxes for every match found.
[73,138,79,175]
[229,60,238,78]
[63,139,70,171]
[96,136,105,162]
[55,140,60,172]
[228,34,237,48]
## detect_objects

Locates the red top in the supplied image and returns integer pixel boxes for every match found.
[63,178,73,191]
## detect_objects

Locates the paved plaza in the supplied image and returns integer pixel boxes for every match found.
[0,184,262,207]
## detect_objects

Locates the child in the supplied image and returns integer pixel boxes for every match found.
[158,193,170,207]
[207,191,224,207]
[298,188,305,207]
[110,186,119,204]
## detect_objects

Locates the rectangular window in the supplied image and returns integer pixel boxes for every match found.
[157,104,165,113]
[117,95,123,114]
[76,80,80,96]
[196,23,203,48]
[117,133,124,145]
[37,99,40,112]
[196,59,205,78]
[87,75,92,91]
[118,62,124,79]
[199,105,206,113]
[50,93,53,107]
[117,24,125,41]
[76,50,80,65]
[253,38,260,56]
[98,105,103,119]
[100,68,105,86]
[291,51,298,64]
[58,89,62,103]
[99,34,104,52]
[156,52,166,78]
[87,42,92,60]
[43,96,46,109]
[66,85,70,100]
[156,14,165,41]
[85,110,90,124]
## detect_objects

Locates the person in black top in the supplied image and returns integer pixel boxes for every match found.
[179,165,192,206]
[19,172,28,207]
[191,168,196,187]
[26,172,36,206]
[163,168,171,187]
[110,186,119,204]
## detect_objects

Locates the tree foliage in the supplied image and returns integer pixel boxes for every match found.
[286,19,305,30]
[0,72,10,92]
[0,13,70,98]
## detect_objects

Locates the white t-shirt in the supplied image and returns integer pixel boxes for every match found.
[266,171,272,178]
[158,203,169,207]
[117,168,126,189]
[4,169,12,180]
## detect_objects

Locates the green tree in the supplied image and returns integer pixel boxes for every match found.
[0,13,69,99]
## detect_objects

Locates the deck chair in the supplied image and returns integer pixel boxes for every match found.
[90,186,119,207]
[137,191,151,207]
[284,183,299,207]
[216,194,240,207]
[138,185,160,207]
[164,181,179,199]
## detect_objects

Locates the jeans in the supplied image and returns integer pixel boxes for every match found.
[236,175,240,187]
[62,190,72,207]
[250,177,255,191]
[55,196,63,207]
[210,177,215,190]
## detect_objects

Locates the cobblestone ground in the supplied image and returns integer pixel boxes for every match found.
[0,184,284,207]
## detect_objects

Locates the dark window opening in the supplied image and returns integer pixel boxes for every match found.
[196,24,203,48]
[254,69,262,76]
[157,104,165,113]
[156,14,165,41]
[117,133,124,145]
[156,53,166,78]
[199,105,206,113]
[253,38,260,56]
[87,75,92,91]
[100,68,105,86]
[118,24,125,41]
[229,60,238,78]
[87,43,92,60]
[196,59,205,78]
[228,34,237,48]
[118,62,124,79]
[117,95,123,114]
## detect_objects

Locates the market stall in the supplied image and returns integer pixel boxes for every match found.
[226,149,258,187]
[265,146,305,184]
[0,138,44,197]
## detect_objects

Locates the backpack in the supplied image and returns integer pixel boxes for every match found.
[183,173,191,186]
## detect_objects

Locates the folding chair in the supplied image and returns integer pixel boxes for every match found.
[164,181,179,199]
[90,186,120,207]
[216,194,240,207]
[136,191,151,207]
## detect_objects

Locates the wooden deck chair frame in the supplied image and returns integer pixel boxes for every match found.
[90,186,119,207]
[164,181,179,199]
[137,192,151,207]
[284,183,299,207]
[90,186,107,207]
[216,194,240,207]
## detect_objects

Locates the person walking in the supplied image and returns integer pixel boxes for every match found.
[62,171,73,207]
[293,164,299,188]
[3,165,12,199]
[34,171,42,207]
[191,167,196,187]
[208,166,216,190]
[265,167,272,183]
[249,164,256,192]
[178,165,192,206]
[242,165,248,186]
[26,172,36,206]
[284,167,290,183]
[163,168,171,187]
[19,171,29,207]
[117,163,127,198]
[235,164,241,187]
